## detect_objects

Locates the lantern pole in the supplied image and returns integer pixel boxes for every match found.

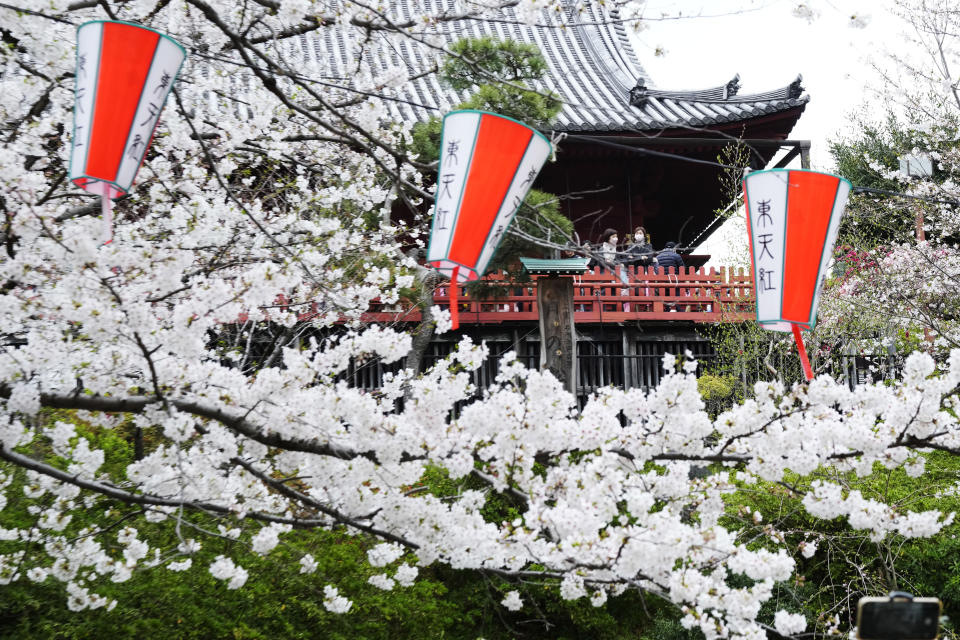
[791,323,814,381]
[449,266,460,331]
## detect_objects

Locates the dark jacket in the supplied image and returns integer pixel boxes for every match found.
[656,247,685,271]
[625,241,654,264]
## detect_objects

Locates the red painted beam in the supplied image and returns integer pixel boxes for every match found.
[350,266,755,325]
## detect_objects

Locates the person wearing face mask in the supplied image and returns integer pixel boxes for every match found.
[599,228,619,267]
[587,228,632,307]
[625,226,655,302]
[625,226,654,266]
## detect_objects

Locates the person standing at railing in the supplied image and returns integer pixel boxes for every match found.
[625,226,655,267]
[586,228,620,272]
[656,241,684,269]
[655,241,685,309]
[587,228,631,307]
[624,226,655,303]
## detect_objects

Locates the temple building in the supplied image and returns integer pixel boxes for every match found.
[314,2,812,397]
[322,1,811,253]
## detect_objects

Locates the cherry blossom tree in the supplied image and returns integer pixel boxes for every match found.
[2,2,960,639]
[815,0,960,357]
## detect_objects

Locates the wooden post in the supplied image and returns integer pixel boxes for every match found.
[538,275,577,394]
[739,333,748,397]
[622,328,633,390]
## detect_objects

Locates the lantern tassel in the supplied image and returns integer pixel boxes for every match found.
[792,323,813,381]
[449,266,460,331]
[101,194,113,245]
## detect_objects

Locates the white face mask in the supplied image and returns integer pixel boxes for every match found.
[609,235,618,244]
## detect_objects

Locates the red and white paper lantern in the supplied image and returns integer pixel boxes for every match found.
[743,168,852,379]
[70,20,186,243]
[426,110,552,328]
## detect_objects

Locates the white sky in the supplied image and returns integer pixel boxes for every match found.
[632,0,908,261]
[637,0,903,169]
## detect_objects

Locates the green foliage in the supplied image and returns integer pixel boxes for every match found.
[639,614,703,640]
[409,37,561,162]
[0,412,691,640]
[830,114,913,193]
[442,37,549,89]
[502,188,572,261]
[443,37,560,127]
[829,115,920,247]
[457,83,561,128]
[696,373,734,418]
[720,454,960,637]
[0,522,461,640]
[829,111,960,249]
[696,373,733,401]
[409,115,442,163]
[701,322,804,406]
[0,413,466,639]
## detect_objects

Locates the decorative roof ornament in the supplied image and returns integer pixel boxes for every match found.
[519,257,590,276]
[70,20,186,244]
[724,74,741,99]
[627,73,802,109]
[788,75,804,100]
[427,110,552,330]
[743,168,852,380]
[628,80,649,108]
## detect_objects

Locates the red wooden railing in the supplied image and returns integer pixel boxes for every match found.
[363,266,755,324]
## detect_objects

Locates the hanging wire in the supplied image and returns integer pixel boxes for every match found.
[684,197,742,251]
[850,185,960,206]
[561,133,744,170]
[558,132,960,208]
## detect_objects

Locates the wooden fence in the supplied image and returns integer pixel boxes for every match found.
[362,266,755,324]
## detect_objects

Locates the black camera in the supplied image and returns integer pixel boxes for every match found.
[857,593,941,640]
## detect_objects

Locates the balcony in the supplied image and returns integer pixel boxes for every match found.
[363,266,755,325]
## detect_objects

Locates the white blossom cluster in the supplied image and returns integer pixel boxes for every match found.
[812,0,960,360]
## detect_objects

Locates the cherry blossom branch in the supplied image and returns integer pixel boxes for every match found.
[231,457,421,549]
[183,0,432,201]
[0,385,366,461]
[0,443,328,529]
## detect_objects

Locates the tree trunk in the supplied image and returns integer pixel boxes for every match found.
[405,268,439,375]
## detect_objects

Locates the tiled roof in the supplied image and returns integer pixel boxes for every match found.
[300,1,808,133]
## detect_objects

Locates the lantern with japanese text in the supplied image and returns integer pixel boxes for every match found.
[743,168,852,379]
[426,110,552,329]
[70,20,186,243]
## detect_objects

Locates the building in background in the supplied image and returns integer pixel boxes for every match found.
[314,2,814,398]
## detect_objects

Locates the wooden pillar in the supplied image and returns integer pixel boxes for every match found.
[538,276,577,394]
[800,143,811,170]
[622,328,633,390]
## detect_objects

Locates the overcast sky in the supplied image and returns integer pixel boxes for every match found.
[630,0,911,260]
[636,0,904,169]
